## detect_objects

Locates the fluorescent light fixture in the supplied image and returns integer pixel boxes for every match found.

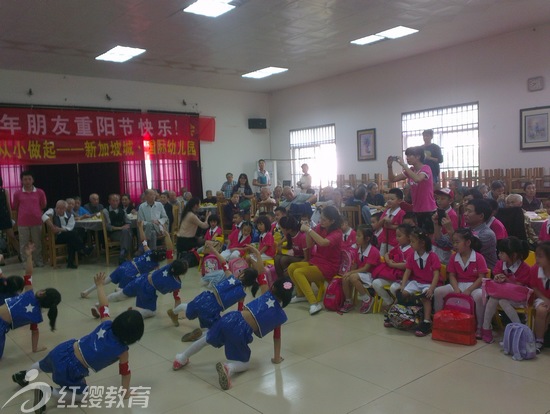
[351,34,384,45]
[95,46,146,63]
[376,26,418,39]
[184,0,235,18]
[242,67,288,79]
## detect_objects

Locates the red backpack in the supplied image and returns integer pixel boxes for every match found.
[323,276,344,311]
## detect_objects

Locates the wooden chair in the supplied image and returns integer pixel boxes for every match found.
[44,224,78,268]
[100,213,121,267]
[217,200,230,239]
[341,205,362,228]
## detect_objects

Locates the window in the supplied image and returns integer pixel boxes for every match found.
[290,124,336,189]
[402,102,479,172]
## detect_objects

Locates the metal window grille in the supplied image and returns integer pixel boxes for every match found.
[402,102,479,173]
[290,124,336,188]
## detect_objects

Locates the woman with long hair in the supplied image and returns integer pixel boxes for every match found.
[176,198,210,252]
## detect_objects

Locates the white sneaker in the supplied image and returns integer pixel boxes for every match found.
[309,303,323,315]
[290,296,307,304]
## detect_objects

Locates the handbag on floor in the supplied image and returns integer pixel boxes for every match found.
[432,293,476,345]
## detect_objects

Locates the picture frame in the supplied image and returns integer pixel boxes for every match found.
[357,128,376,161]
[520,106,550,150]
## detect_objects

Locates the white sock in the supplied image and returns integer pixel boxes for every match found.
[173,303,187,315]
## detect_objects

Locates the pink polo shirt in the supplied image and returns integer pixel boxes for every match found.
[446,251,488,283]
[13,186,47,227]
[404,165,437,213]
[377,207,405,247]
[372,244,413,281]
[406,251,442,285]
[310,225,343,280]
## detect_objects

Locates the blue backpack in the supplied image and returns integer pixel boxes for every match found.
[500,323,536,361]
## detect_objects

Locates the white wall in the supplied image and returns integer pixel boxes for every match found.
[269,23,550,183]
[0,70,270,196]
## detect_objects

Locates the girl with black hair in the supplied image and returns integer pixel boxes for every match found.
[481,237,531,343]
[0,272,24,305]
[81,220,166,298]
[287,205,343,315]
[176,197,211,253]
[105,227,185,319]
[398,227,442,337]
[434,228,488,339]
[173,277,293,391]
[13,272,144,407]
[0,243,61,358]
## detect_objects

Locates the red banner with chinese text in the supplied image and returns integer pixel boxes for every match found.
[0,108,205,165]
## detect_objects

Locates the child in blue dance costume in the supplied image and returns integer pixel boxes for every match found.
[12,272,144,409]
[173,277,293,390]
[0,243,61,358]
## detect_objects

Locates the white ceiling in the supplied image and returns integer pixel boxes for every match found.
[1,0,549,93]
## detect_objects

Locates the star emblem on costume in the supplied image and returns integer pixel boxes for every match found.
[146,256,151,261]
[163,270,169,277]
[266,298,275,308]
[228,278,236,285]
[25,303,35,313]
[97,328,106,339]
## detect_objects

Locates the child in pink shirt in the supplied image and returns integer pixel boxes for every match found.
[339,226,380,314]
[398,227,441,337]
[340,216,356,250]
[530,241,550,353]
[221,221,252,260]
[256,216,276,260]
[434,228,488,337]
[205,214,223,241]
[374,188,406,255]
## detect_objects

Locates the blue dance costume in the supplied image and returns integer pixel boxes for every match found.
[110,250,158,288]
[39,321,128,393]
[122,263,181,311]
[206,291,287,362]
[186,276,246,329]
[0,290,43,358]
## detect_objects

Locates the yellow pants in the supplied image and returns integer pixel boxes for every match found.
[287,262,326,304]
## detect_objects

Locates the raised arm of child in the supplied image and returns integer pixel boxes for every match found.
[245,244,265,274]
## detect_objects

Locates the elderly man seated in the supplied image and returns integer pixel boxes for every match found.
[505,193,539,248]
[103,193,133,264]
[42,200,88,268]
[255,187,277,218]
[137,189,168,250]
[84,193,104,214]
[279,186,317,209]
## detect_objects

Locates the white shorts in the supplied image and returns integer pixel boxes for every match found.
[357,272,373,287]
[404,281,431,294]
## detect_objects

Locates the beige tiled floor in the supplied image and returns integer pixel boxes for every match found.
[2,259,550,414]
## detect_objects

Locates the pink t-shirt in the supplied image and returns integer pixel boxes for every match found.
[354,244,380,271]
[372,245,413,281]
[488,217,508,240]
[493,260,531,285]
[406,251,442,285]
[310,225,343,279]
[446,251,488,283]
[377,207,405,246]
[13,187,47,227]
[539,220,550,242]
[404,165,437,213]
[441,207,459,235]
[259,231,276,258]
[529,265,550,297]
[290,231,307,257]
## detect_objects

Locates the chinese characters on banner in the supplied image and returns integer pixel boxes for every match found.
[0,108,213,164]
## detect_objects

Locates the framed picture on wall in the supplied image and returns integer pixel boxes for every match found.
[357,128,376,161]
[520,106,550,150]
